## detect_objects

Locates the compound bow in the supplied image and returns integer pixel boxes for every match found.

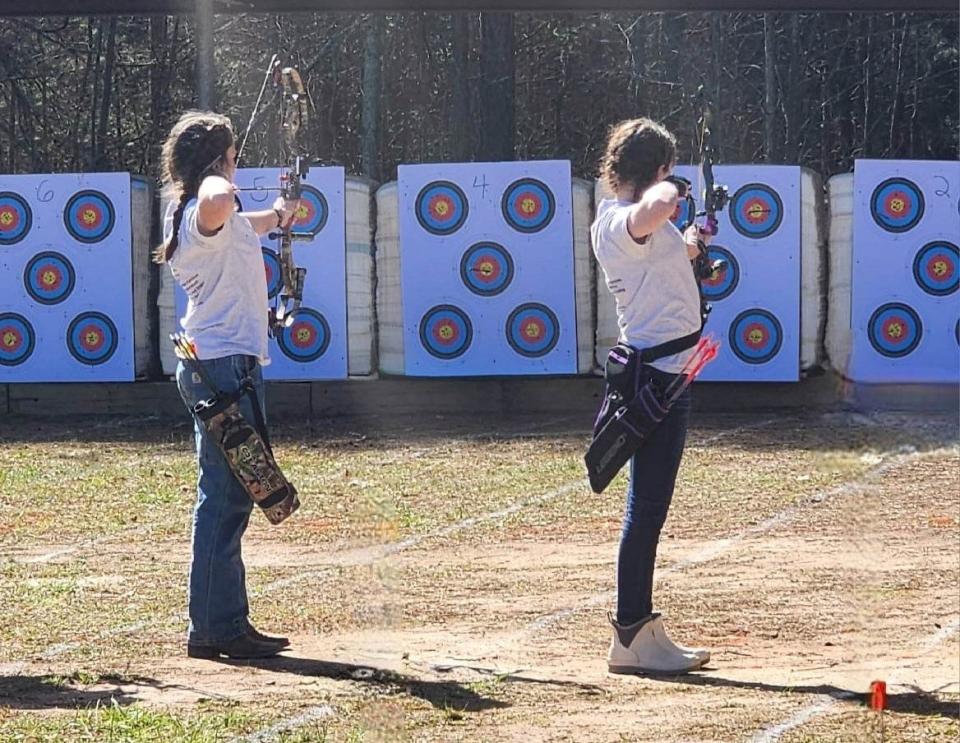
[237,55,311,334]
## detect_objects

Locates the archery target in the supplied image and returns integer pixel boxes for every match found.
[0,312,36,366]
[63,190,115,243]
[262,247,283,299]
[67,311,119,365]
[293,185,329,236]
[729,308,783,365]
[701,246,739,302]
[419,304,473,359]
[870,177,924,233]
[912,241,958,297]
[276,308,331,363]
[416,181,468,235]
[671,195,695,232]
[501,178,556,233]
[730,183,783,239]
[460,242,515,297]
[867,302,922,358]
[24,251,76,305]
[506,303,560,358]
[0,192,32,245]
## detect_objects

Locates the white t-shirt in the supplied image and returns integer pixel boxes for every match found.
[592,198,702,373]
[165,199,270,364]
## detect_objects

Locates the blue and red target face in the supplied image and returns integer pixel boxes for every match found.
[729,309,783,364]
[24,252,76,305]
[67,312,118,365]
[64,190,115,243]
[262,247,283,299]
[416,181,469,236]
[868,303,922,358]
[0,313,36,366]
[292,185,328,236]
[729,184,783,239]
[913,241,958,297]
[460,242,515,296]
[670,196,695,232]
[276,308,331,363]
[501,179,556,233]
[700,246,739,302]
[506,303,560,358]
[419,305,473,359]
[0,192,32,245]
[871,178,924,233]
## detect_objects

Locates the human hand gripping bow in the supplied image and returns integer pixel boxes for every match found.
[237,55,311,334]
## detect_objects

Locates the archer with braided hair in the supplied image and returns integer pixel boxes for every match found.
[157,110,299,660]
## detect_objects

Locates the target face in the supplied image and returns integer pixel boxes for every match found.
[670,195,695,232]
[24,251,76,305]
[506,303,560,358]
[292,185,328,236]
[460,242,515,296]
[867,303,922,358]
[276,308,331,363]
[0,313,36,366]
[262,247,283,299]
[0,192,32,245]
[501,179,556,233]
[419,305,473,360]
[701,246,739,301]
[416,181,468,236]
[870,178,924,233]
[913,241,958,297]
[64,190,115,243]
[67,311,119,365]
[729,184,783,239]
[729,309,783,364]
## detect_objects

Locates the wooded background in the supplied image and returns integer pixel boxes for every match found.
[0,11,956,182]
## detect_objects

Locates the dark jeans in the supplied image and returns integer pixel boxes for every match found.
[175,355,264,644]
[616,365,691,626]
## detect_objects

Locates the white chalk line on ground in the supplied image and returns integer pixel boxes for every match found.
[522,444,958,636]
[748,617,960,743]
[1,414,587,568]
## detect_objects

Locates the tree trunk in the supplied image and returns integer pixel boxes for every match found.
[360,14,382,179]
[477,12,514,161]
[763,12,777,163]
[449,13,473,161]
[94,16,117,170]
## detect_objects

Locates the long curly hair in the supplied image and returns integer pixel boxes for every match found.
[599,118,677,198]
[153,111,235,264]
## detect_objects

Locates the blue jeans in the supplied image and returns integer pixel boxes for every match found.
[176,354,264,644]
[616,365,691,626]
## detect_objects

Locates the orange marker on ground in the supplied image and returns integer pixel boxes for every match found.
[868,680,887,711]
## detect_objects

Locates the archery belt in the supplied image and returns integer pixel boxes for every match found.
[193,382,300,525]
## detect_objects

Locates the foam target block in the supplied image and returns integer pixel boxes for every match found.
[0,173,135,382]
[172,166,348,381]
[848,160,960,383]
[398,161,577,376]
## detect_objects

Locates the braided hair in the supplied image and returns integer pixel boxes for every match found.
[599,118,677,199]
[153,111,236,264]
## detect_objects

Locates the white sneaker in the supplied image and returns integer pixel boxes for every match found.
[607,613,704,675]
[648,615,710,666]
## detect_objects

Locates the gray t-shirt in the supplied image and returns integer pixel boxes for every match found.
[591,198,701,373]
[165,199,270,364]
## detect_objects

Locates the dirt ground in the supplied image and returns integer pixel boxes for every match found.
[0,409,957,742]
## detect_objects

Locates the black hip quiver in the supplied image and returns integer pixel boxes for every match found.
[585,328,701,494]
